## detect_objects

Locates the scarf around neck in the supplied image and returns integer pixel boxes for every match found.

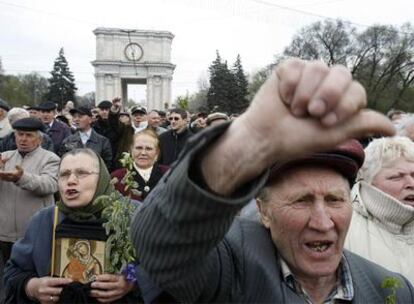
[57,153,114,222]
[353,181,414,235]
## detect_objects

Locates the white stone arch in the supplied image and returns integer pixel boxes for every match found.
[91,27,175,110]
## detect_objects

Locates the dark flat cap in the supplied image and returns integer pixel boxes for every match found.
[119,112,130,117]
[38,101,57,111]
[26,105,40,111]
[97,100,112,109]
[12,117,45,132]
[131,106,147,115]
[0,98,11,111]
[267,139,365,185]
[70,107,92,117]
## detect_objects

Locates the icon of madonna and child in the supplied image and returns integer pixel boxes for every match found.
[58,239,105,283]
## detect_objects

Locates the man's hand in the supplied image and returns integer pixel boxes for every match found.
[90,274,134,303]
[25,277,72,303]
[192,117,207,129]
[201,59,395,196]
[0,154,9,170]
[0,165,23,182]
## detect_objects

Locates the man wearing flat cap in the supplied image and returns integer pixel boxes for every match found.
[131,59,414,303]
[0,117,59,288]
[93,100,122,165]
[0,98,12,139]
[38,101,71,154]
[130,106,148,133]
[59,107,113,170]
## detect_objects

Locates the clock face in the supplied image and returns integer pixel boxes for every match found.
[124,43,143,61]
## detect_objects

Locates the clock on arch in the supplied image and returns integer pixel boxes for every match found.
[124,43,143,61]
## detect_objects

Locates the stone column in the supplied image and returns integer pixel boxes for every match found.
[104,74,114,100]
[152,76,162,110]
[95,73,106,104]
[147,77,153,109]
[162,76,172,109]
[96,34,105,60]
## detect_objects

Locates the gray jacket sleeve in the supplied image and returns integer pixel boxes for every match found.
[15,153,60,196]
[131,123,267,302]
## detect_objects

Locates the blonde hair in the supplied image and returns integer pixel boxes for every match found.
[131,129,160,153]
[358,136,414,183]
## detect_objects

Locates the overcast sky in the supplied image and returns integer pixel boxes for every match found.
[0,0,412,104]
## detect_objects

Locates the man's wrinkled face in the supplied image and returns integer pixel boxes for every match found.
[73,113,92,131]
[257,166,352,282]
[40,110,55,124]
[15,130,42,153]
[372,156,414,207]
[169,113,187,131]
[148,112,161,128]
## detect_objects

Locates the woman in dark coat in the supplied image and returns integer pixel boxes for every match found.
[3,149,140,303]
[111,129,169,202]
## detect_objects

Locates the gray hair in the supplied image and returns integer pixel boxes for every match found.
[358,136,414,183]
[7,108,29,125]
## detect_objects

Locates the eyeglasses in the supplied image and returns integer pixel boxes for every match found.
[59,169,99,180]
[168,117,181,121]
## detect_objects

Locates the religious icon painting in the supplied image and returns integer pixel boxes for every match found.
[52,237,108,283]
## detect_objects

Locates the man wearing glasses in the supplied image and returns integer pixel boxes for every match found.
[158,108,193,166]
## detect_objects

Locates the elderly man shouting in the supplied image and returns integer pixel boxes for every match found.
[131,59,414,303]
[0,118,59,289]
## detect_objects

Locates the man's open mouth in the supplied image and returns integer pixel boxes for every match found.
[305,241,333,252]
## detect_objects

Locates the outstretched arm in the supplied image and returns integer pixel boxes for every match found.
[201,59,394,196]
[132,59,395,302]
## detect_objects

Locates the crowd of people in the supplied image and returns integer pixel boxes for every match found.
[0,57,414,303]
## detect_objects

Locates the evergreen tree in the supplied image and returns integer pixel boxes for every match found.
[45,48,77,109]
[207,51,238,114]
[232,54,250,113]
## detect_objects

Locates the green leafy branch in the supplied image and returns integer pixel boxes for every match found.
[96,152,141,274]
[381,277,403,304]
[118,152,140,197]
[99,191,137,273]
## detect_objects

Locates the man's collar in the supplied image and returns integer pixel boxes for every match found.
[279,254,354,303]
[18,145,41,157]
[173,126,188,135]
[79,128,92,137]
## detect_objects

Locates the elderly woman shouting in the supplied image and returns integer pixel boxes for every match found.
[4,149,140,303]
[345,136,414,283]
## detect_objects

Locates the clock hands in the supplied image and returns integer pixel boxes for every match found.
[122,30,139,76]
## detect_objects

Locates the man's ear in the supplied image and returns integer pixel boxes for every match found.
[256,198,271,229]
